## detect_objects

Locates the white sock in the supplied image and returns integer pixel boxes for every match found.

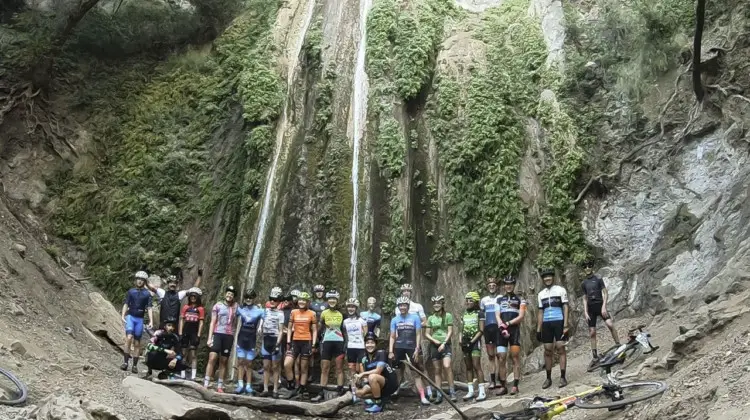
[191,369,196,380]
[203,378,209,387]
[180,371,186,379]
[467,384,474,393]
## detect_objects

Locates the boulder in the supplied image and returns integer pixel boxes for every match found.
[122,376,230,420]
[34,394,125,420]
[80,292,126,349]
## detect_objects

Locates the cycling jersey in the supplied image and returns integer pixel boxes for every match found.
[581,275,606,304]
[310,300,327,317]
[237,304,264,348]
[124,287,152,318]
[537,285,568,322]
[360,350,399,396]
[497,293,527,324]
[394,301,426,320]
[289,309,316,341]
[147,329,181,353]
[461,310,484,341]
[343,317,368,349]
[390,313,421,350]
[211,302,237,335]
[262,308,285,337]
[320,309,344,342]
[360,310,382,334]
[180,304,204,338]
[480,294,499,326]
[426,313,453,343]
[156,288,188,325]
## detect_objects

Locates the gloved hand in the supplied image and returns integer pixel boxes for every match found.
[536,331,542,342]
[500,328,510,339]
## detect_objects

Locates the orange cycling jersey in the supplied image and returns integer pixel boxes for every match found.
[289,309,316,341]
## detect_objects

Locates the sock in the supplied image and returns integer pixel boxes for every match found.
[478,383,485,393]
[546,369,552,380]
[426,385,433,397]
[499,379,506,387]
[133,357,139,366]
[238,380,244,387]
[191,369,196,380]
[490,373,496,384]
[468,384,474,393]
[513,379,519,387]
[203,378,210,387]
[123,354,130,364]
[592,349,598,358]
[336,385,343,393]
[449,386,455,394]
[419,389,425,399]
[180,371,185,379]
[561,369,566,379]
[217,379,224,388]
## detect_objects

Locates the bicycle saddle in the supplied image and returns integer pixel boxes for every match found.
[531,396,558,403]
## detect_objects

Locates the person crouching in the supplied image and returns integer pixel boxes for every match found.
[145,317,187,379]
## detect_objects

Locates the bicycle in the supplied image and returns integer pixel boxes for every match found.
[0,367,28,406]
[490,369,667,419]
[587,323,660,373]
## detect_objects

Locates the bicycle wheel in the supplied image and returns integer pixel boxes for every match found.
[0,367,28,406]
[587,344,620,372]
[491,408,539,420]
[618,345,644,370]
[575,381,667,410]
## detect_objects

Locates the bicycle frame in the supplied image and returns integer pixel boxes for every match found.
[528,385,605,419]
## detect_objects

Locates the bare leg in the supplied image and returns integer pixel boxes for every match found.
[335,356,344,387]
[319,359,331,387]
[511,348,521,387]
[556,341,567,372]
[443,356,454,390]
[432,359,442,396]
[272,359,281,391]
[497,351,508,388]
[205,352,218,386]
[263,359,271,392]
[605,318,620,344]
[543,343,554,372]
[284,354,295,383]
[300,357,310,386]
[218,356,228,388]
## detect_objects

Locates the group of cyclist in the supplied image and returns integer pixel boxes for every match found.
[119,259,619,413]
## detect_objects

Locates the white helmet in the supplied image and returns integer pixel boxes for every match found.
[134,271,148,280]
[326,290,340,299]
[187,287,202,296]
[270,287,283,298]
[396,296,410,305]
[345,298,360,307]
[290,289,302,298]
[400,284,413,291]
[367,297,377,305]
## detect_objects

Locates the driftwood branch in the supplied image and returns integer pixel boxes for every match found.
[403,357,469,420]
[153,379,352,417]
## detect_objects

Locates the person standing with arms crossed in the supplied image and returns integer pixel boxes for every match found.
[536,268,569,389]
[580,260,621,367]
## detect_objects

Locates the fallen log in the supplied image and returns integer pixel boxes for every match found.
[153,379,352,417]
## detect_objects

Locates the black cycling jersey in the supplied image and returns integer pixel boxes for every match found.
[581,275,606,304]
[496,293,527,324]
[159,290,182,324]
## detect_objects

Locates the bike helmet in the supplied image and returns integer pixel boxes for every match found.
[400,284,413,291]
[270,287,283,299]
[365,332,378,344]
[465,291,480,302]
[290,289,302,298]
[502,275,517,284]
[313,284,325,292]
[326,290,340,299]
[187,287,202,296]
[396,296,410,306]
[134,271,148,280]
[225,285,236,294]
[166,275,178,284]
[298,292,311,301]
[539,268,555,278]
[581,259,594,268]
[244,290,257,300]
[345,298,360,307]
[367,297,377,305]
[431,295,445,303]
[486,277,497,285]
[164,317,178,326]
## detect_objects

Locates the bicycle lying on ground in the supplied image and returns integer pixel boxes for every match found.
[0,367,28,406]
[587,323,660,373]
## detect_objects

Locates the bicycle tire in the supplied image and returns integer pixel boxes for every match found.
[0,367,28,406]
[619,344,644,370]
[575,381,667,410]
[491,408,539,420]
[587,344,620,372]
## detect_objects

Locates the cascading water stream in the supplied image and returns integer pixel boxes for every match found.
[348,0,372,298]
[245,0,317,290]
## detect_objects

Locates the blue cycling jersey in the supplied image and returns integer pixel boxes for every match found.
[125,288,152,318]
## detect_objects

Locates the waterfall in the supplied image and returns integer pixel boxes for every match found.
[245,0,317,290]
[348,0,372,298]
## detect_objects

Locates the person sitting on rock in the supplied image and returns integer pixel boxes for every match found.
[352,332,399,413]
[145,317,187,379]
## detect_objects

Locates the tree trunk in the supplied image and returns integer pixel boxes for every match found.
[153,379,353,417]
[29,0,102,91]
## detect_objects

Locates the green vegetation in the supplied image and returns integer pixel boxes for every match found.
[50,0,283,301]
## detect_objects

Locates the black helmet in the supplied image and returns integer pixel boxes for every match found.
[539,268,555,278]
[581,259,594,268]
[502,275,517,284]
[365,332,378,344]
[244,290,257,300]
[225,285,236,294]
[164,317,178,326]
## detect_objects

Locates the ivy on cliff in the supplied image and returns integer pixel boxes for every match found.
[51,0,283,301]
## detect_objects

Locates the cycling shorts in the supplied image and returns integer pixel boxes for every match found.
[320,341,345,361]
[497,326,521,351]
[429,342,452,360]
[261,336,282,361]
[287,340,312,358]
[484,324,499,346]
[541,321,567,344]
[210,333,234,357]
[346,348,366,364]
[125,315,145,340]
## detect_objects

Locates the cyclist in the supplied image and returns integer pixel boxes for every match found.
[147,269,203,329]
[312,290,346,401]
[393,284,429,397]
[360,297,382,336]
[260,287,285,398]
[425,295,456,402]
[204,285,238,393]
[459,291,486,402]
[235,290,264,394]
[389,296,430,405]
[284,291,317,397]
[178,287,205,380]
[495,275,527,396]
[309,284,327,383]
[480,277,500,389]
[343,298,368,374]
[580,260,621,366]
[121,271,154,374]
[352,332,399,413]
[536,268,569,389]
[145,317,187,379]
